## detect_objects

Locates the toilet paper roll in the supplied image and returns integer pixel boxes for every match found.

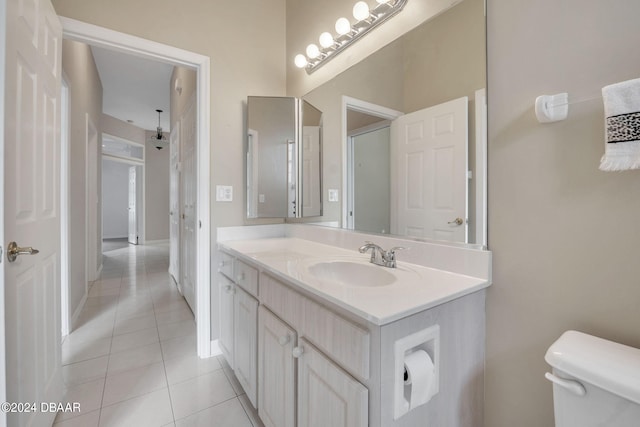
[404,350,436,409]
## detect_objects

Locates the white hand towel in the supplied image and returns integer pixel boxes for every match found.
[599,77,640,171]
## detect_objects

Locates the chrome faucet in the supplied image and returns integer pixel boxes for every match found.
[358,241,405,268]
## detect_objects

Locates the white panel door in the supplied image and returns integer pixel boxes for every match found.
[258,306,296,427]
[4,0,63,425]
[219,275,235,369]
[390,96,468,242]
[297,338,368,427]
[127,166,137,244]
[234,287,258,407]
[169,122,180,281]
[301,125,321,216]
[180,95,196,312]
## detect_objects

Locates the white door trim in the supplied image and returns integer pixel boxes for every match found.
[474,88,487,248]
[60,17,213,358]
[341,96,403,229]
[61,76,70,337]
[0,0,7,415]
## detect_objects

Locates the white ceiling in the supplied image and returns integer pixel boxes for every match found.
[91,45,173,132]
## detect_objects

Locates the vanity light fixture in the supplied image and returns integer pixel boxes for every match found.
[294,0,408,74]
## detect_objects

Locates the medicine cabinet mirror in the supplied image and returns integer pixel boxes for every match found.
[246,96,323,219]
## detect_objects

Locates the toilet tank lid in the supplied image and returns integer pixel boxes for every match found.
[545,330,640,405]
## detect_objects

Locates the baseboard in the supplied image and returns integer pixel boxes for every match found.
[145,239,169,245]
[70,292,88,331]
[103,235,128,240]
[210,339,222,357]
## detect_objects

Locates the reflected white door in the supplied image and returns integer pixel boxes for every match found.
[180,95,197,312]
[391,96,468,242]
[301,125,321,216]
[128,166,137,244]
[4,0,63,425]
[169,122,180,282]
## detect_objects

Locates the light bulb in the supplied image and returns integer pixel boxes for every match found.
[335,17,351,35]
[306,44,320,59]
[352,1,370,21]
[294,54,308,68]
[319,32,334,49]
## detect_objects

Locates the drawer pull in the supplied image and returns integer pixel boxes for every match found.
[218,260,229,268]
[236,272,245,282]
[292,346,304,358]
[224,285,235,294]
[278,334,291,346]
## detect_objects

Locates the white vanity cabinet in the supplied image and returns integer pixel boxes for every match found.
[234,286,258,407]
[218,274,235,369]
[218,243,487,427]
[297,338,368,427]
[258,306,296,427]
[217,255,259,407]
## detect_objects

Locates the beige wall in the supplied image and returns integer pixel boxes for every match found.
[52,0,287,232]
[52,0,287,339]
[101,112,145,144]
[170,66,196,127]
[145,131,170,241]
[61,39,103,321]
[486,0,640,426]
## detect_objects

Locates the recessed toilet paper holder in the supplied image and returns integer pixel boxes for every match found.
[393,324,440,420]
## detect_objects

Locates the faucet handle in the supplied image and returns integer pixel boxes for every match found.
[387,246,406,255]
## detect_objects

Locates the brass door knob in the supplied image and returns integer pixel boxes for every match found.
[7,241,39,263]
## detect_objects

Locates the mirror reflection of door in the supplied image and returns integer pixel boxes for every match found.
[346,96,469,242]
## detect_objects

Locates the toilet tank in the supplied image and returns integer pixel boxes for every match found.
[545,331,640,427]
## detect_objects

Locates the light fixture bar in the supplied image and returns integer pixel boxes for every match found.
[297,0,409,74]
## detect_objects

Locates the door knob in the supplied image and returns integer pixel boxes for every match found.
[448,217,464,226]
[7,241,39,263]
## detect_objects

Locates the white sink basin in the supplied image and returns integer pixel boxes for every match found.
[306,261,396,287]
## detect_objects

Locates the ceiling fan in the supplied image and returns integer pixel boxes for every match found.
[148,109,168,150]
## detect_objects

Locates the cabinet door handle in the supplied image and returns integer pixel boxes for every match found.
[292,346,304,358]
[236,272,245,282]
[218,260,229,268]
[278,334,291,346]
[224,285,235,294]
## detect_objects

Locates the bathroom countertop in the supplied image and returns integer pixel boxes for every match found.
[218,237,490,326]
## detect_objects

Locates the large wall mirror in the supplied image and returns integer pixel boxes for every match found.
[297,0,487,247]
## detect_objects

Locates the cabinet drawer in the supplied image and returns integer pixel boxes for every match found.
[261,273,370,380]
[234,259,259,297]
[218,251,234,279]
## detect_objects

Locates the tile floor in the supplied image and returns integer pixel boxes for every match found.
[56,242,263,427]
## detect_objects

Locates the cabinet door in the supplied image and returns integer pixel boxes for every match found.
[258,307,296,427]
[297,338,368,427]
[219,275,235,369]
[234,286,259,407]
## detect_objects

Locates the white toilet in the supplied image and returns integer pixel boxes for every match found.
[545,330,640,426]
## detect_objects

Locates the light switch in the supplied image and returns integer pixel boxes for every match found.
[259,194,265,203]
[216,185,233,202]
[328,189,339,202]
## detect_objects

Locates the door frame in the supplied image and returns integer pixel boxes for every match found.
[346,121,391,231]
[61,18,212,358]
[341,96,403,229]
[61,76,71,337]
[0,0,7,411]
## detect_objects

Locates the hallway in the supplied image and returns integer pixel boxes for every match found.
[57,243,261,426]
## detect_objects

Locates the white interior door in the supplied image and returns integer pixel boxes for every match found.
[301,125,321,216]
[127,166,137,244]
[391,96,468,242]
[180,95,197,313]
[169,122,180,282]
[4,0,63,425]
